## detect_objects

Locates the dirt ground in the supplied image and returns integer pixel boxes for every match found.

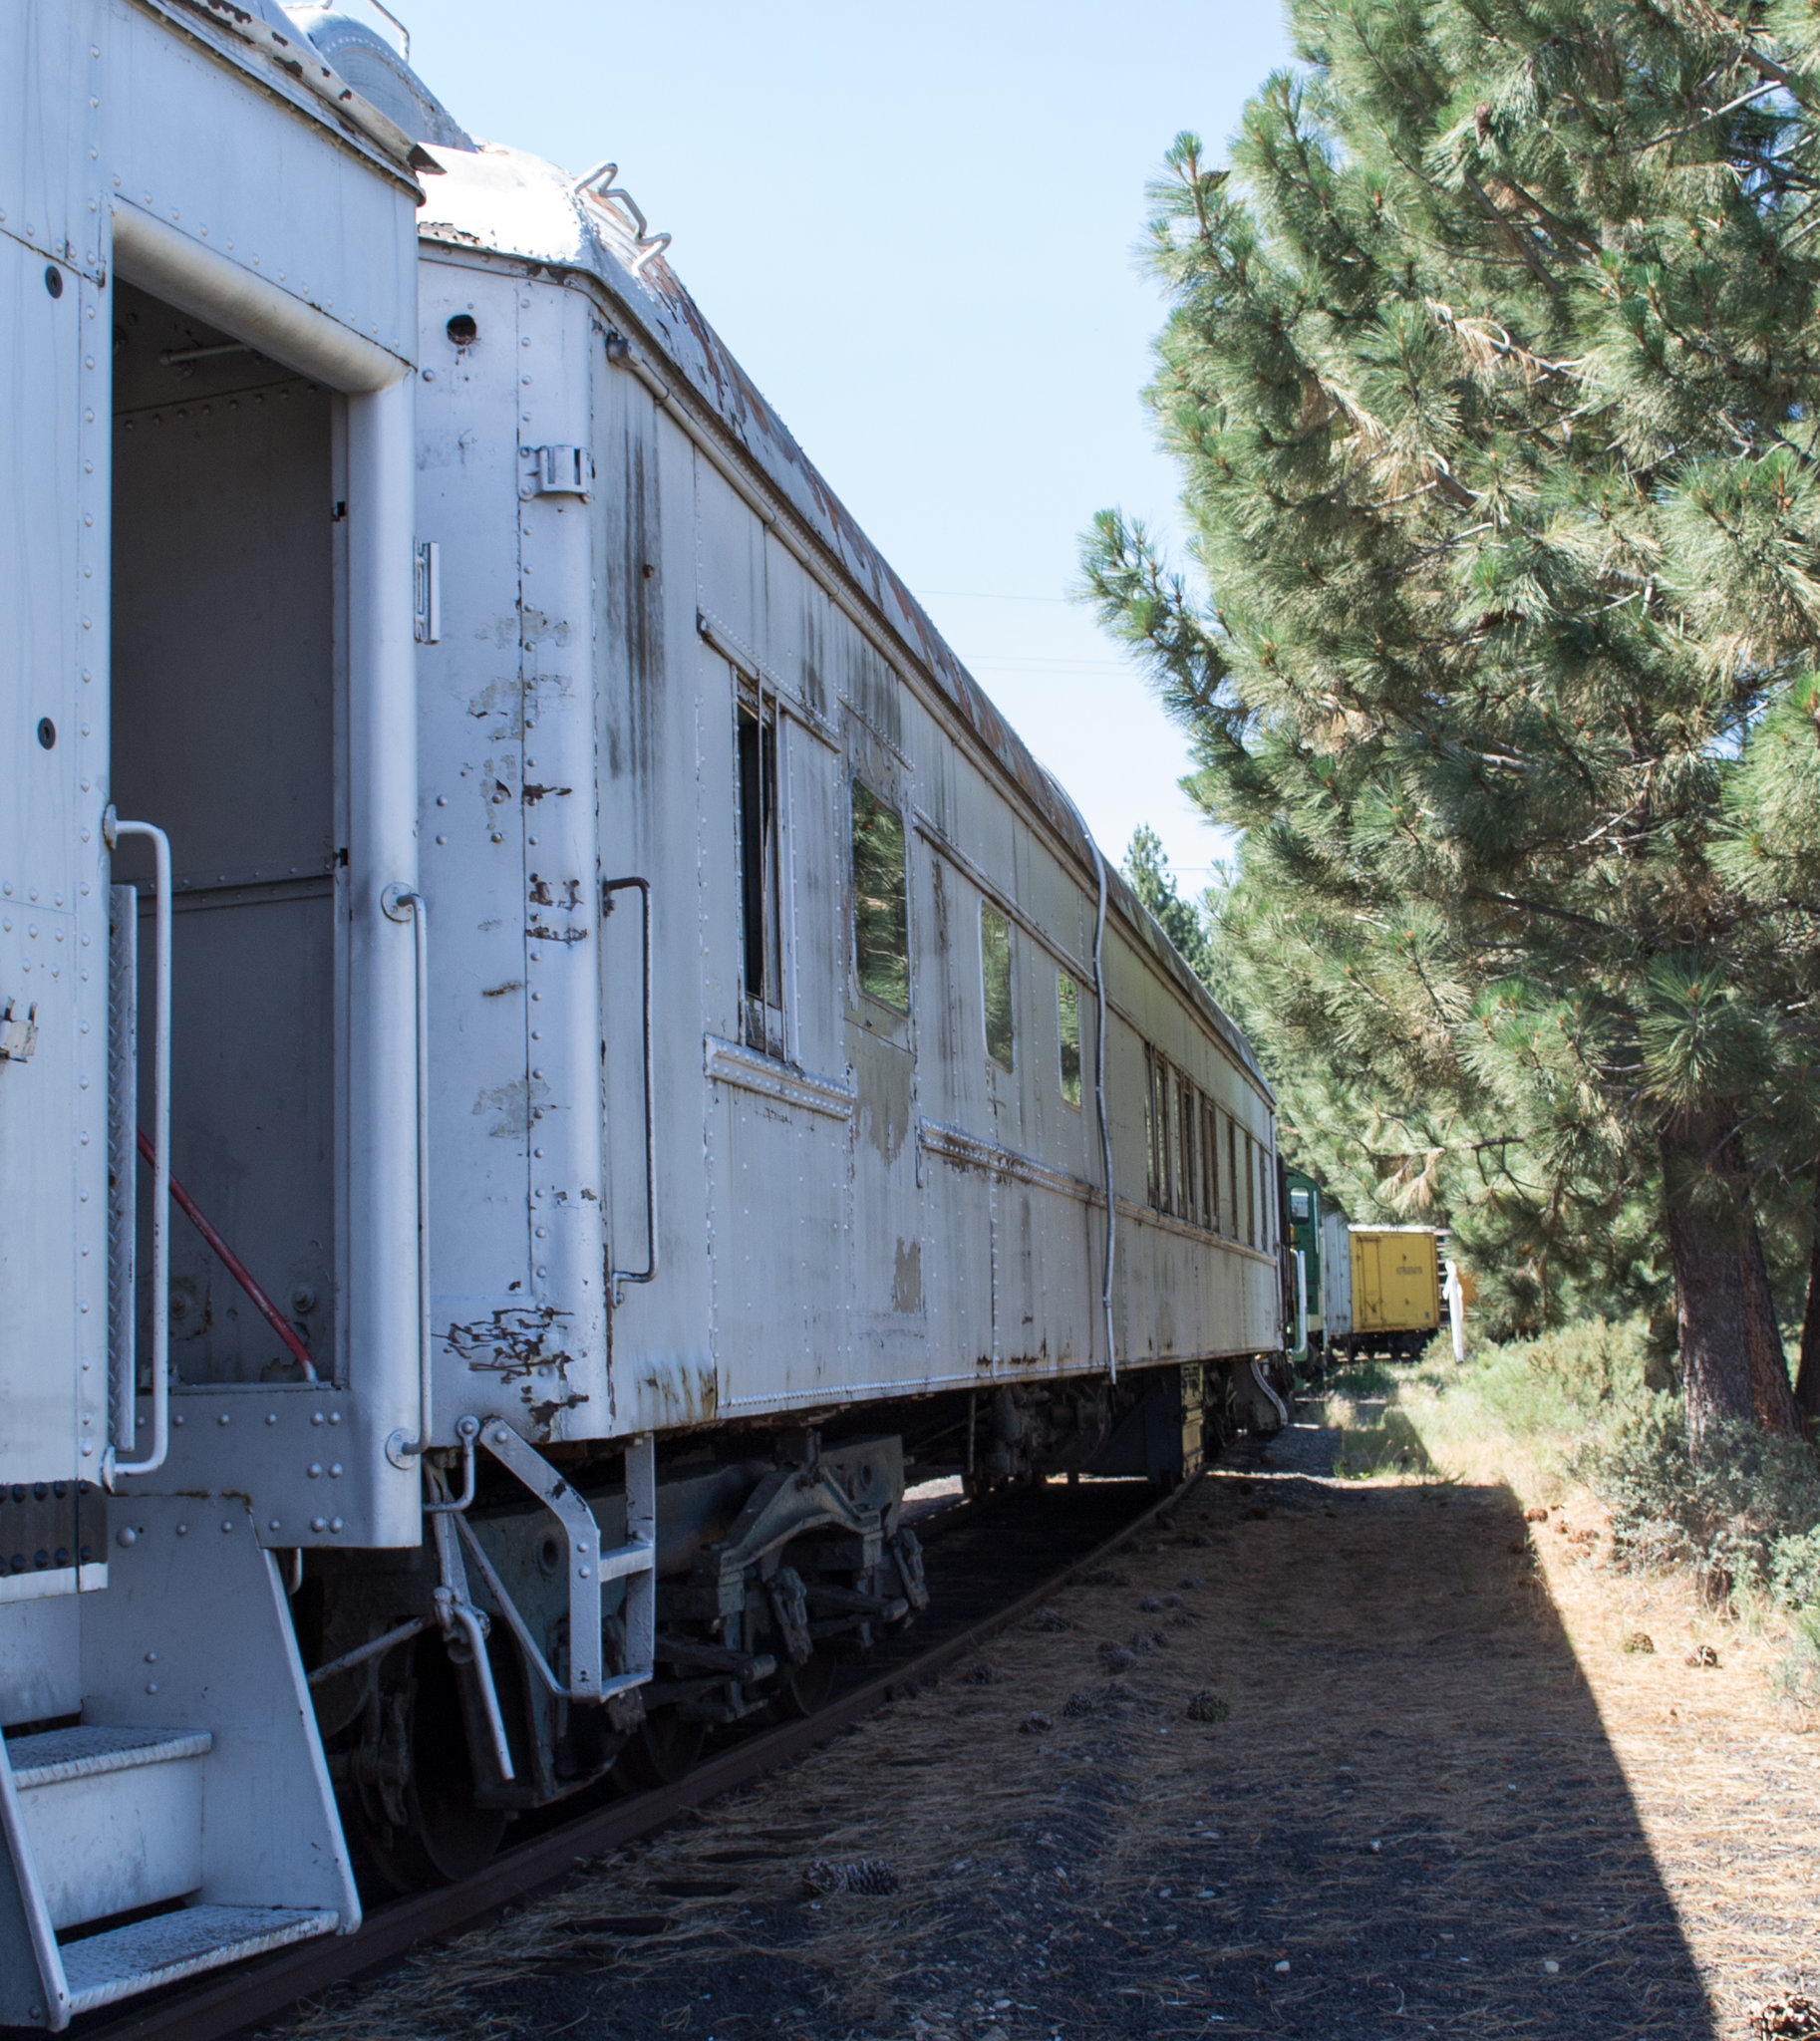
[276,1419,1818,2041]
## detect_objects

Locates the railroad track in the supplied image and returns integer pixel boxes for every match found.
[70,1474,1188,2041]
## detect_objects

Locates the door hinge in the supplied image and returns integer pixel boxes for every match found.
[414,539,442,644]
[522,444,593,500]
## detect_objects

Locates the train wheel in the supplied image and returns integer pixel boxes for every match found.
[1203,1366,1240,1455]
[613,1709,707,1791]
[773,1646,838,1719]
[346,1643,510,1893]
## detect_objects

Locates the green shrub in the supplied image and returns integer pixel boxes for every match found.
[1770,1604,1820,1715]
[1576,1402,1820,1606]
[1770,1525,1820,1611]
[1473,1314,1666,1413]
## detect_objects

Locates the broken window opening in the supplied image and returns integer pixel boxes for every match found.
[851,777,909,1013]
[1144,1046,1159,1207]
[1057,970,1081,1109]
[981,901,1014,1072]
[737,691,783,1057]
[1203,1100,1220,1232]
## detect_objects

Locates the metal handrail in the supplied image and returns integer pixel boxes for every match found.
[104,810,171,1485]
[382,885,433,1462]
[603,877,658,1306]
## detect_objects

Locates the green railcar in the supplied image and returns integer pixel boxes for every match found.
[1285,1169,1325,1361]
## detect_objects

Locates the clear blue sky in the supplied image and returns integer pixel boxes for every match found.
[400,1,1292,889]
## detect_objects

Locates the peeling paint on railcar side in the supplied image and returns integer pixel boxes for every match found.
[638,1359,719,1428]
[892,1239,923,1314]
[445,1307,592,1437]
[848,1027,912,1166]
[445,1304,572,1371]
[472,1073,550,1138]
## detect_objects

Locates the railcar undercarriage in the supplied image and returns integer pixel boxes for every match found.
[298,1357,1272,1891]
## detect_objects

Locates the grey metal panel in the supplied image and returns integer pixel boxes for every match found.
[0,1597,84,1730]
[0,225,111,1500]
[0,0,107,279]
[593,335,718,1428]
[416,263,538,1412]
[79,1494,358,1920]
[514,281,608,1439]
[707,1083,851,1413]
[105,2,421,364]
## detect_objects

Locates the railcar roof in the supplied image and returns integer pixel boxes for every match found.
[414,138,1269,1100]
[157,0,437,180]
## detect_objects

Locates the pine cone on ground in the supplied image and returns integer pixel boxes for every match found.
[1748,1994,1820,2038]
[805,1859,900,1896]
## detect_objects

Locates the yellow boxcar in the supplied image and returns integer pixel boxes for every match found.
[1349,1228,1442,1358]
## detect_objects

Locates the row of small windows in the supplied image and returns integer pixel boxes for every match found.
[1144,1046,1270,1252]
[740,743,1259,1217]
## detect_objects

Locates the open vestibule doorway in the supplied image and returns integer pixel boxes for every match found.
[110,277,345,1389]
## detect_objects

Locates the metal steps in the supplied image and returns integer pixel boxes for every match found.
[10,1723,214,1929]
[59,1903,338,2016]
[0,1496,361,2031]
[0,1718,346,2029]
[8,1726,213,1789]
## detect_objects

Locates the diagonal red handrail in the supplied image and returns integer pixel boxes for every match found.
[136,1127,319,1381]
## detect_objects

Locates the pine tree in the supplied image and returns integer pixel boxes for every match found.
[1084,0,1820,1449]
[1122,825,1221,987]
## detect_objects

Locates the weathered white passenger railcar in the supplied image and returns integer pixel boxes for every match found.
[3,7,1289,2015]
[1,0,431,2022]
[406,143,1287,1446]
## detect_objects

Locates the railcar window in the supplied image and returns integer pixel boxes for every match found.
[1144,1047,1159,1206]
[1058,970,1082,1108]
[851,778,909,1011]
[1227,1115,1240,1237]
[1245,1131,1258,1248]
[1200,1093,1215,1231]
[981,902,1014,1070]
[1161,1061,1178,1213]
[1204,1098,1220,1232]
[1179,1079,1197,1225]
[737,696,782,1053]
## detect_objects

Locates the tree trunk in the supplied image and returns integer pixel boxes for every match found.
[1794,1166,1820,1441]
[1741,1219,1800,1435]
[1664,1193,1756,1457]
[1662,1123,1793,1455]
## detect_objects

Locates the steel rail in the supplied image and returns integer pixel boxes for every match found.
[74,1475,1193,2041]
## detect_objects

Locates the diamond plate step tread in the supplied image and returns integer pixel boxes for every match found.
[7,1725,213,1789]
[61,1905,340,2013]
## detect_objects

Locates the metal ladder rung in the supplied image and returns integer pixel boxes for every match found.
[595,1536,655,1585]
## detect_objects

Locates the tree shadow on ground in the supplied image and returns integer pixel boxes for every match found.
[1117,1449,1717,2037]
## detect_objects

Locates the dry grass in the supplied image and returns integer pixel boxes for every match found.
[272,1427,1819,2041]
[1491,1485,1820,2038]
